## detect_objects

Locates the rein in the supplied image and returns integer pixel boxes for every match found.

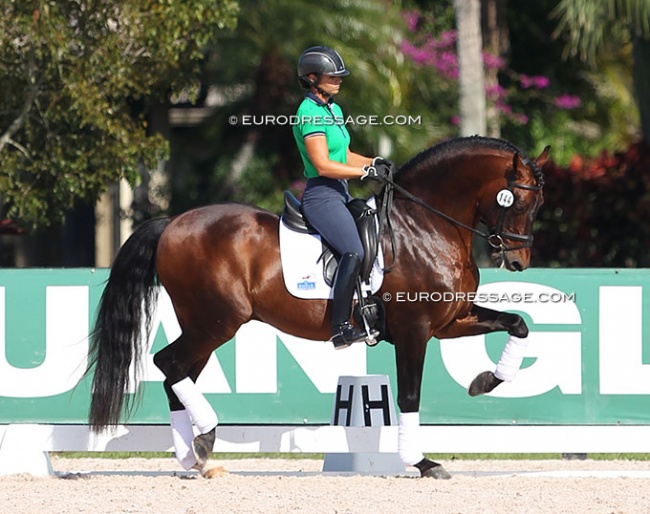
[376,162,543,271]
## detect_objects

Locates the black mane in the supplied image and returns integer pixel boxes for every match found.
[397,136,544,186]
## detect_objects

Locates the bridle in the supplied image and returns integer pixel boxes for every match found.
[376,156,543,270]
[486,159,543,253]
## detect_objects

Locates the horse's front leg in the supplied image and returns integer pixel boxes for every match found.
[436,303,530,396]
[394,335,451,479]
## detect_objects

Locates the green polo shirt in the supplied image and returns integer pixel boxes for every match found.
[293,94,351,178]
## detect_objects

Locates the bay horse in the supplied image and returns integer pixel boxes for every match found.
[88,136,549,479]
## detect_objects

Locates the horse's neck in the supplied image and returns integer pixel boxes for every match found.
[390,153,507,258]
[396,170,483,231]
[383,196,478,279]
[387,190,474,262]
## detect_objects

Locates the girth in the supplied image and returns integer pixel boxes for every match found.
[281,191,379,286]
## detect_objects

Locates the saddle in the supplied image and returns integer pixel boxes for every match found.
[281,191,379,287]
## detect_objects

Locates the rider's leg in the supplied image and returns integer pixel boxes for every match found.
[302,179,367,348]
[330,252,367,347]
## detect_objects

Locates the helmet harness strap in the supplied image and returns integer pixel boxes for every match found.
[303,72,331,99]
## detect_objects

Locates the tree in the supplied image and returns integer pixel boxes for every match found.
[0,0,238,227]
[453,0,487,136]
[481,0,508,137]
[164,0,443,215]
[553,0,650,144]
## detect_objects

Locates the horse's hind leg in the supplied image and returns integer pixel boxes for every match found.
[163,355,222,475]
[185,357,224,477]
[154,333,226,477]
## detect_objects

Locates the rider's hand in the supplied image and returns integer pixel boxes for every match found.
[372,156,396,174]
[361,162,390,182]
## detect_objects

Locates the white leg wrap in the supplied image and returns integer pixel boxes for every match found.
[171,377,219,434]
[398,412,425,466]
[170,410,198,470]
[494,335,528,382]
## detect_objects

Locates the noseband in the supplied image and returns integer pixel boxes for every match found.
[379,156,543,267]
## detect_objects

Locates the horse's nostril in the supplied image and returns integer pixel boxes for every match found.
[511,260,523,272]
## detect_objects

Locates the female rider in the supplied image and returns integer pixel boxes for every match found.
[293,46,391,349]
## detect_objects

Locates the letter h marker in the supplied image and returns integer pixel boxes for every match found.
[333,384,354,426]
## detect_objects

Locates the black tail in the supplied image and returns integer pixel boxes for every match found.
[88,218,170,431]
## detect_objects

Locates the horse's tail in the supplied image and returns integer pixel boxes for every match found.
[88,218,170,432]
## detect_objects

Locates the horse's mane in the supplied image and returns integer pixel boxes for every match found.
[397,136,544,186]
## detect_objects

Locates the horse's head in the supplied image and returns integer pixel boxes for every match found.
[478,146,549,271]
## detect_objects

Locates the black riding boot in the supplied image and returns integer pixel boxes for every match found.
[330,252,367,349]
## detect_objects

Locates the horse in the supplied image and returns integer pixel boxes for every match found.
[88,136,549,479]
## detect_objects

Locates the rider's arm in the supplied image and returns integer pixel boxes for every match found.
[304,135,367,179]
[347,149,373,168]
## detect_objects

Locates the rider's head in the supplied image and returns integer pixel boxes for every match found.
[298,46,350,92]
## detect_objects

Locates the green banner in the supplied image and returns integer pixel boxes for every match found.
[0,268,649,425]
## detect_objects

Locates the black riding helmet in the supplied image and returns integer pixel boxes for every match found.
[298,46,350,89]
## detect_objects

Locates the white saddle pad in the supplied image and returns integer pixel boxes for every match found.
[279,197,385,300]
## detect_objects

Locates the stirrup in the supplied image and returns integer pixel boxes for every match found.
[330,323,367,349]
[364,328,381,347]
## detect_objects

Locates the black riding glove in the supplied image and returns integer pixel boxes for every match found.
[361,162,390,182]
[371,156,395,171]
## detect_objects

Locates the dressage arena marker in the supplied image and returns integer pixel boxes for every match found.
[4,423,650,476]
[0,424,54,476]
[322,375,405,474]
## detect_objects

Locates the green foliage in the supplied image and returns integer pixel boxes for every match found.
[214,0,435,159]
[214,156,290,214]
[0,0,238,227]
[167,0,447,215]
[549,0,649,149]
[504,3,631,162]
[552,0,650,63]
[400,0,641,166]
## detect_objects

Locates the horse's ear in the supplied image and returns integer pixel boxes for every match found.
[535,145,551,167]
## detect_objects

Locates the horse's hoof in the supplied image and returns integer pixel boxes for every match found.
[468,371,503,397]
[202,464,227,479]
[191,461,227,478]
[192,427,216,470]
[414,458,452,479]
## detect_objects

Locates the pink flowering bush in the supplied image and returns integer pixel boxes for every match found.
[401,36,459,79]
[519,75,550,89]
[553,94,582,109]
[400,7,586,159]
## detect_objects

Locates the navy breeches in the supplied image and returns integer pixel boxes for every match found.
[301,177,365,261]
